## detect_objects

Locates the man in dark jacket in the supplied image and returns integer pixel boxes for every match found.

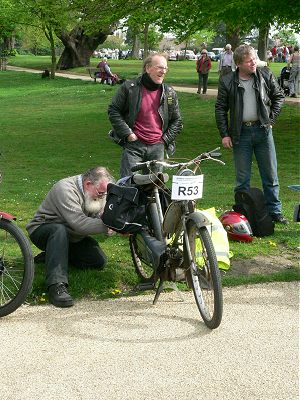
[215,44,287,224]
[108,53,183,177]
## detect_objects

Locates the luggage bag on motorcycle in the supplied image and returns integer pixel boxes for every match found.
[233,187,274,237]
[101,183,147,234]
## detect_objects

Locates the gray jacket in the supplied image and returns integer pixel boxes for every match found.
[215,67,285,144]
[108,76,183,155]
[26,175,108,242]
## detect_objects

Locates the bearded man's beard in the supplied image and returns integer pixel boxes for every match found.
[84,193,106,215]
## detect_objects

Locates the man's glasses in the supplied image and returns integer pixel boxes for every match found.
[152,65,169,72]
[95,188,107,198]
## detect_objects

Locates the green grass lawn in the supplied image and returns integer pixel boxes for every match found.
[0,69,299,303]
[7,54,290,87]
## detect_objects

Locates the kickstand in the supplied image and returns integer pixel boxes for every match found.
[153,280,184,305]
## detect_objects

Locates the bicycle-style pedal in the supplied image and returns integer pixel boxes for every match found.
[133,281,156,292]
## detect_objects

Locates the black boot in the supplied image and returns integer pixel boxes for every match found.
[48,283,74,308]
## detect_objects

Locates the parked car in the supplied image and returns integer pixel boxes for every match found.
[196,51,217,61]
[182,50,197,60]
[207,51,216,61]
[212,48,224,61]
[168,51,179,61]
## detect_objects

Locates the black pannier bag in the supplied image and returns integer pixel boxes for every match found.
[101,183,147,234]
[233,187,274,237]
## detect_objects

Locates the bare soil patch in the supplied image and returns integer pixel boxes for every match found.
[227,253,299,276]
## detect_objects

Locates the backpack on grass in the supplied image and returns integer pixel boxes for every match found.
[233,187,274,237]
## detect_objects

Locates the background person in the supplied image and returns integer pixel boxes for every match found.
[282,45,290,63]
[218,44,236,76]
[108,53,183,177]
[271,45,277,62]
[96,57,118,85]
[215,44,287,225]
[196,49,212,94]
[26,166,114,308]
[287,45,300,98]
[276,46,283,62]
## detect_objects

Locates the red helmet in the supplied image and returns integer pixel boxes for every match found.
[219,211,253,242]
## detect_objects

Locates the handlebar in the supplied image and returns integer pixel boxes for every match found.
[131,147,225,173]
[131,163,147,173]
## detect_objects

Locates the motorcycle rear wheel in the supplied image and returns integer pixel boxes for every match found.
[0,219,34,317]
[129,234,156,282]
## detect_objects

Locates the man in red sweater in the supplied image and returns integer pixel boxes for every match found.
[108,53,183,177]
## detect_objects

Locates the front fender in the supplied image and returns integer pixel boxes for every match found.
[186,211,211,228]
[0,211,16,221]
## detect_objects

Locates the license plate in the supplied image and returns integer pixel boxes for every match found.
[171,175,204,200]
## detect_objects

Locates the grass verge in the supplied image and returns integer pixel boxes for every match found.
[7,54,291,88]
[0,70,299,304]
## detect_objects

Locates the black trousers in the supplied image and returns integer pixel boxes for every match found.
[30,224,107,288]
[197,72,209,94]
[220,66,232,77]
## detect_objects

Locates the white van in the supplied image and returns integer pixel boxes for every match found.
[212,48,224,60]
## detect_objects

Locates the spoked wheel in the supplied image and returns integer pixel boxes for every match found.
[129,234,156,282]
[185,222,223,329]
[0,219,34,317]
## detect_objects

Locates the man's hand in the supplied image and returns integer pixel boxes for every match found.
[127,133,138,142]
[222,136,232,149]
[107,229,130,237]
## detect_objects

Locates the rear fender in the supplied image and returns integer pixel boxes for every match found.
[0,211,16,221]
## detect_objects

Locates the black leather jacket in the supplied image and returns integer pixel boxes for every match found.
[108,76,183,155]
[215,67,285,144]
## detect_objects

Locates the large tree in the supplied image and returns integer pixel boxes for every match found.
[55,0,158,68]
[124,3,164,59]
[15,0,112,70]
[7,0,154,69]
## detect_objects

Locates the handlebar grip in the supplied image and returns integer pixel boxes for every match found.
[208,147,221,156]
[131,163,145,172]
[131,159,157,172]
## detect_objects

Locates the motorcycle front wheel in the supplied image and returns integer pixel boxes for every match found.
[185,222,223,329]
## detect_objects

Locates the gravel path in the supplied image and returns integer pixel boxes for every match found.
[1,282,299,400]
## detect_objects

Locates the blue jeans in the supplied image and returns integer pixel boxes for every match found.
[120,140,165,177]
[288,66,300,96]
[233,124,282,215]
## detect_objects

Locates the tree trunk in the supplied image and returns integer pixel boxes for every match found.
[143,23,149,59]
[3,36,15,50]
[56,26,108,70]
[131,35,140,59]
[257,24,269,61]
[44,25,57,78]
[226,26,240,51]
[50,37,56,79]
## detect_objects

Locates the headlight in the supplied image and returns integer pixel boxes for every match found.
[178,168,194,176]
